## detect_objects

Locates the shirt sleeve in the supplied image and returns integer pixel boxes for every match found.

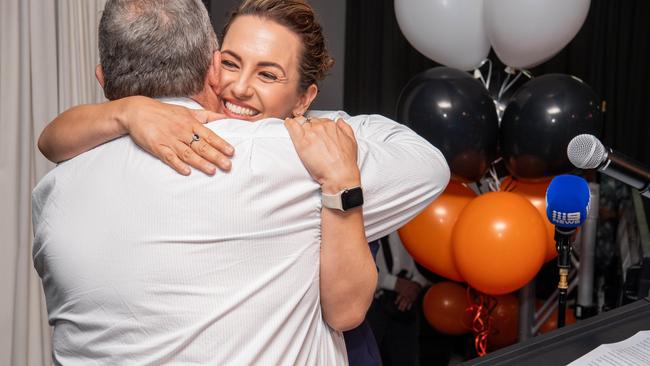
[242,112,450,242]
[375,244,399,292]
[378,272,398,292]
[345,113,450,242]
[410,267,430,288]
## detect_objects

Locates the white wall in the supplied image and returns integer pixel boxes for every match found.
[208,0,346,110]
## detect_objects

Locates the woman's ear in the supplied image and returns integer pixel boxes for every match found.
[291,84,318,117]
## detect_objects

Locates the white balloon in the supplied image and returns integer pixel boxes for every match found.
[395,0,491,71]
[484,0,591,69]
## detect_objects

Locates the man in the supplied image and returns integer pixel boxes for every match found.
[32,0,449,364]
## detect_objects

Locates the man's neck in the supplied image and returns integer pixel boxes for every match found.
[189,94,209,111]
[191,84,221,112]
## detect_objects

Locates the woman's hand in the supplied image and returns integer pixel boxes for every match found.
[118,97,234,176]
[284,116,360,193]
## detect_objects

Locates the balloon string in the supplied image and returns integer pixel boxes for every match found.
[482,59,493,90]
[501,72,523,99]
[497,72,512,101]
[475,59,493,91]
[498,69,533,101]
[521,69,534,79]
[466,288,497,357]
[486,165,501,192]
[498,70,526,101]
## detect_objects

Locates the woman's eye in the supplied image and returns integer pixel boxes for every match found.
[221,60,238,69]
[259,72,278,81]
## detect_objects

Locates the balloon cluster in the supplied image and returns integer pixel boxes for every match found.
[421,283,576,350]
[397,71,602,182]
[421,282,521,352]
[397,71,602,297]
[395,0,602,181]
[395,0,591,71]
[400,183,548,295]
[395,3,602,293]
[395,0,600,353]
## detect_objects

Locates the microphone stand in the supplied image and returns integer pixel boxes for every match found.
[555,227,576,328]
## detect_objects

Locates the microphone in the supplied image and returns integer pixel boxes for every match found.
[545,174,591,231]
[545,174,590,328]
[567,134,650,198]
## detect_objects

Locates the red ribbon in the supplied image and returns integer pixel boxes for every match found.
[466,288,497,357]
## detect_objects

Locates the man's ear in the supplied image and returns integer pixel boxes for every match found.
[208,51,222,95]
[292,84,318,117]
[95,64,105,88]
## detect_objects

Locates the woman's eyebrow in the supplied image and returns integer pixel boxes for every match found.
[221,50,242,62]
[221,49,286,75]
[257,61,286,75]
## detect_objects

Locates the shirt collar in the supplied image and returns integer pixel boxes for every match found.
[155,97,204,110]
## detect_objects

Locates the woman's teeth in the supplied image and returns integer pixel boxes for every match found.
[225,101,258,116]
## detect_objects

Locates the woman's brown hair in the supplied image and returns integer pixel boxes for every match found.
[222,0,335,92]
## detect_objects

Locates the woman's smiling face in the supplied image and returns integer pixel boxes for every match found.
[218,15,317,121]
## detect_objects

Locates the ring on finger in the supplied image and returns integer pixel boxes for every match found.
[189,133,200,147]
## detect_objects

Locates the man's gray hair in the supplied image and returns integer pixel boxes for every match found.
[98,0,218,100]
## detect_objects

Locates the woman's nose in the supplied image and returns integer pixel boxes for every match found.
[231,76,254,99]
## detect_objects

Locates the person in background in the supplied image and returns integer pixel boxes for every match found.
[368,232,430,366]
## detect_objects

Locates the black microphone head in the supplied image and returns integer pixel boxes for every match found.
[567,134,607,169]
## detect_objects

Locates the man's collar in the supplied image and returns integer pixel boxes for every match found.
[156,97,203,110]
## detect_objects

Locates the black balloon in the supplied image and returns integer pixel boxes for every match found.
[500,74,603,180]
[397,67,499,182]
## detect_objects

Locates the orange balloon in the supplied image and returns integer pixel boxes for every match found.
[488,294,519,350]
[504,177,557,262]
[451,192,547,295]
[399,182,475,282]
[422,282,473,335]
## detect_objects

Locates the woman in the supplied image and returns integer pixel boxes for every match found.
[40,0,382,364]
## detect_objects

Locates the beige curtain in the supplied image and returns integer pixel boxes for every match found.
[0,1,105,364]
[57,0,107,111]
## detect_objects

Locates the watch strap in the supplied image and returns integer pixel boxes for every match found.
[322,190,345,211]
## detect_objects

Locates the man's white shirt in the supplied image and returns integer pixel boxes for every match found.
[32,98,449,365]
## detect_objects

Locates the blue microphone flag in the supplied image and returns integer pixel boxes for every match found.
[545,175,590,229]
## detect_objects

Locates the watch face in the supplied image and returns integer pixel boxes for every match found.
[341,187,364,211]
